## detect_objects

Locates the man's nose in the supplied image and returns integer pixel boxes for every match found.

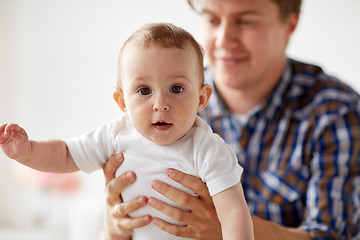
[215,21,240,49]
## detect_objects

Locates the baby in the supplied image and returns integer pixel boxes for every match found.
[0,23,253,240]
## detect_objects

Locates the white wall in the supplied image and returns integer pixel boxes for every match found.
[0,0,359,239]
[288,0,360,91]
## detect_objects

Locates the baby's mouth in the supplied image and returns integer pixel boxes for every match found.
[152,121,172,130]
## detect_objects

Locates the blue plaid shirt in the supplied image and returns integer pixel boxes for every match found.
[199,59,360,239]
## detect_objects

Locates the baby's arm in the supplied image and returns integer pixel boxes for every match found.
[212,182,254,240]
[0,124,79,173]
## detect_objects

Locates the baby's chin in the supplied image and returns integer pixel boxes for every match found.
[150,137,178,146]
[148,133,188,146]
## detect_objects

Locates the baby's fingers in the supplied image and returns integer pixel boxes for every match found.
[0,124,9,143]
[4,124,29,144]
[0,124,30,159]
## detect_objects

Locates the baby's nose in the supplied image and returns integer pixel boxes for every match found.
[153,96,169,111]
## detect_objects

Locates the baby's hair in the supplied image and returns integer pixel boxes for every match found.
[117,23,204,90]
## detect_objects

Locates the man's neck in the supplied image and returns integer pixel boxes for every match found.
[215,60,286,115]
[217,85,268,115]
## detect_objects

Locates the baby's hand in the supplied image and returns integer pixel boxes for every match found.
[0,124,31,159]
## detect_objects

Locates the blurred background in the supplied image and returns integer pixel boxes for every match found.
[0,0,359,239]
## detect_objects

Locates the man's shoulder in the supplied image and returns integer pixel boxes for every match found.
[289,59,354,92]
[286,59,360,119]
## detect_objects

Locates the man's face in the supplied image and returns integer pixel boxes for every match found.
[199,0,297,92]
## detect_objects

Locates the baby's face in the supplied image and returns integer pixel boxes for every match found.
[117,43,209,146]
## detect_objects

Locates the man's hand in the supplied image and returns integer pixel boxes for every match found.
[148,168,222,240]
[147,168,311,240]
[102,153,151,240]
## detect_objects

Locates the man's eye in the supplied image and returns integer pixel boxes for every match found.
[137,87,152,95]
[170,85,184,94]
[236,18,253,25]
[209,18,220,25]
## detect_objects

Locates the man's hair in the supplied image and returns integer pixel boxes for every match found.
[187,0,302,22]
[117,23,204,89]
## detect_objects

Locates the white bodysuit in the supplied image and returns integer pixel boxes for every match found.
[67,114,243,240]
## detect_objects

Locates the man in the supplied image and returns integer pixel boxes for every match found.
[102,0,360,239]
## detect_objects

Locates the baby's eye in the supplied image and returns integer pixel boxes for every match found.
[170,85,184,94]
[137,87,152,95]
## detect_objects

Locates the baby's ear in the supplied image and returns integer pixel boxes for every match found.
[113,90,126,112]
[198,84,212,112]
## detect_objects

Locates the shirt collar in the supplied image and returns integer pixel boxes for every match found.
[260,59,293,121]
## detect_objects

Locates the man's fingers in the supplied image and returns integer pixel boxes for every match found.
[151,179,213,219]
[153,170,213,213]
[151,180,199,210]
[117,215,152,230]
[103,153,124,185]
[149,196,221,240]
[152,217,196,239]
[106,171,136,205]
[148,197,192,224]
[167,168,210,198]
[150,170,221,239]
[113,196,148,217]
[110,197,151,235]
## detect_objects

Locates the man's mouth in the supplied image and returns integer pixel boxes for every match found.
[215,54,249,67]
[152,121,172,131]
[219,57,247,66]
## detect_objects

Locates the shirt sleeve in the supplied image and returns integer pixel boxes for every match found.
[300,109,360,239]
[66,120,119,173]
[195,130,243,197]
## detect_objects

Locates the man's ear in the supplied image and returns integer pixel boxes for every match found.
[286,13,299,37]
[113,90,126,112]
[198,84,212,112]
